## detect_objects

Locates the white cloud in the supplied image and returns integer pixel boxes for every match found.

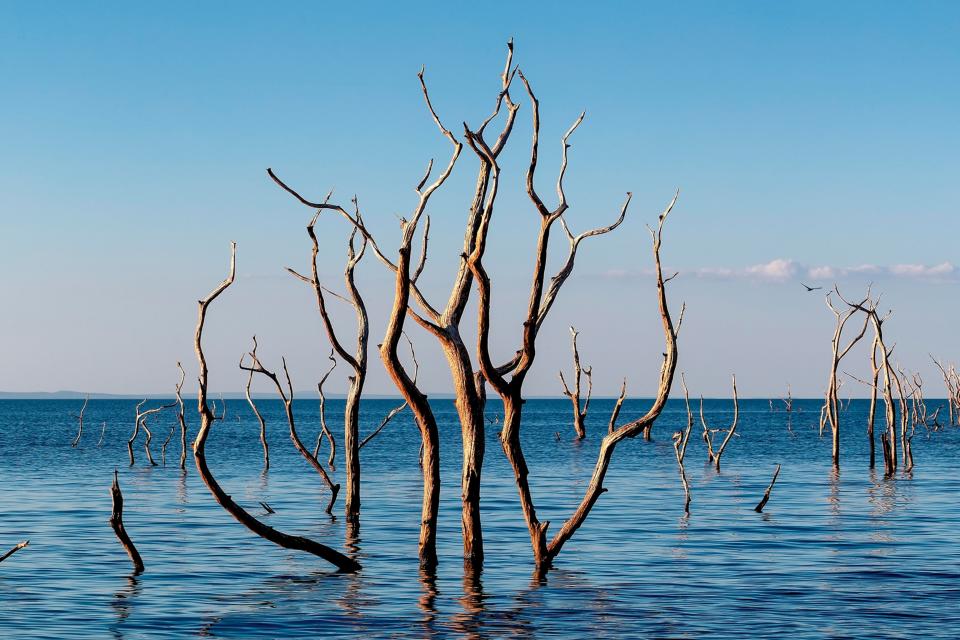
[807,265,835,279]
[889,261,955,277]
[598,259,956,283]
[744,258,799,281]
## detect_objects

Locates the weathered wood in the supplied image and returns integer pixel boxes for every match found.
[192,243,359,572]
[754,464,781,513]
[109,470,144,573]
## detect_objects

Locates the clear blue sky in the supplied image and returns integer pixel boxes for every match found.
[1,1,957,398]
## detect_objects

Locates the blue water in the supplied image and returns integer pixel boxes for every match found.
[1,398,958,638]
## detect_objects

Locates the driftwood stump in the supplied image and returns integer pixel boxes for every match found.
[109,470,144,573]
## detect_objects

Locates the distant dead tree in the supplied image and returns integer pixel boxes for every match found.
[71,395,89,447]
[244,338,270,471]
[286,204,369,524]
[240,339,341,515]
[559,327,593,440]
[191,243,359,571]
[930,355,958,427]
[823,288,870,469]
[128,398,175,466]
[700,374,739,471]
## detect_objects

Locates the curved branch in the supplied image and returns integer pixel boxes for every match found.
[191,243,359,572]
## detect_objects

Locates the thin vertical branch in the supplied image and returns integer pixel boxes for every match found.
[71,395,89,447]
[244,337,270,472]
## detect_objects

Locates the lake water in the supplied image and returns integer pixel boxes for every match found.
[1,397,958,638]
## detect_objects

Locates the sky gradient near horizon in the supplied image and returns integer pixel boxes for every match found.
[1,1,958,398]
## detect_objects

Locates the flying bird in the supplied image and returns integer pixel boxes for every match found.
[800,282,823,292]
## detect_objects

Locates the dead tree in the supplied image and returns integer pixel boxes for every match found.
[269,68,461,565]
[286,209,368,524]
[930,355,956,427]
[128,399,175,466]
[240,340,341,515]
[161,423,175,466]
[175,362,189,470]
[109,470,144,574]
[700,374,739,471]
[782,384,793,413]
[244,337,270,471]
[0,540,28,565]
[839,292,899,474]
[71,395,89,447]
[191,243,359,572]
[824,289,870,468]
[754,464,781,513]
[672,373,693,513]
[271,43,627,568]
[97,421,106,448]
[312,351,337,468]
[467,108,679,579]
[559,327,592,440]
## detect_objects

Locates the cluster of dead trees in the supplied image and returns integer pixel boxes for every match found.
[818,286,952,475]
[177,41,690,575]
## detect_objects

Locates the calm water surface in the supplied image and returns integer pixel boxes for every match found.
[1,398,958,638]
